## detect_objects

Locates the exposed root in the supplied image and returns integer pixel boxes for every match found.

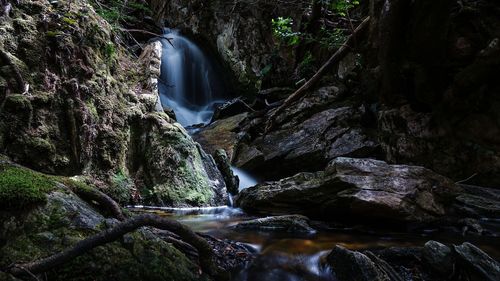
[6,214,223,280]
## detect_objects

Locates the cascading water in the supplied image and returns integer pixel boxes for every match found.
[232,167,258,191]
[158,28,259,194]
[158,29,229,127]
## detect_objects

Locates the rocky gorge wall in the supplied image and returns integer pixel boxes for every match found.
[0,0,227,207]
[181,0,500,188]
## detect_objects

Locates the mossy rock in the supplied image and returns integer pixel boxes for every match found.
[0,187,207,281]
[136,114,227,207]
[0,164,55,210]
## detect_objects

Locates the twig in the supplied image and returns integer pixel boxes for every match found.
[455,173,478,184]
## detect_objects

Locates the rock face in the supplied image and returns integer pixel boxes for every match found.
[232,215,315,233]
[0,164,205,281]
[378,105,500,188]
[237,157,462,223]
[149,0,305,91]
[233,86,380,180]
[0,0,227,207]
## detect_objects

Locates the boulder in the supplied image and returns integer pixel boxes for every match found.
[129,113,228,207]
[213,149,239,195]
[232,215,315,233]
[192,113,247,159]
[351,242,500,281]
[422,241,454,276]
[237,157,462,223]
[326,246,392,281]
[454,242,500,281]
[233,86,380,180]
[0,165,205,281]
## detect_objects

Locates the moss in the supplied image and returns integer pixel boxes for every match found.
[109,171,132,204]
[0,165,55,210]
[3,94,31,111]
[27,137,56,155]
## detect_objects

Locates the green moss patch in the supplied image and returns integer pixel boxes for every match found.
[0,165,55,210]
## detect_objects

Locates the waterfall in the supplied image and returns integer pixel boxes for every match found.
[158,29,228,127]
[157,29,260,194]
[232,167,258,191]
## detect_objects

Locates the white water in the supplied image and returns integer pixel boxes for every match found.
[232,166,259,191]
[158,29,227,127]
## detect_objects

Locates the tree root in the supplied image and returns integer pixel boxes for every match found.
[70,185,126,221]
[265,16,370,132]
[6,214,222,280]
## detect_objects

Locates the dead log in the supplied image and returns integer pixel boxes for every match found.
[265,16,370,132]
[7,214,222,279]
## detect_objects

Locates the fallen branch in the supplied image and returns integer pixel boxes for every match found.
[7,214,221,279]
[455,173,478,184]
[265,16,370,132]
[118,28,174,47]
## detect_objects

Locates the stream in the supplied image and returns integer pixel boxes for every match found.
[129,206,500,281]
[154,29,500,280]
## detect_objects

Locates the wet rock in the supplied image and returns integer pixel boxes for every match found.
[232,215,315,233]
[192,113,247,159]
[454,242,500,281]
[201,234,255,272]
[237,157,462,223]
[453,184,500,218]
[213,149,239,195]
[233,86,380,180]
[366,242,500,281]
[422,241,454,276]
[211,98,253,122]
[327,246,391,281]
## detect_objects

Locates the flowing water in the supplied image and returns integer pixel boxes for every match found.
[158,29,229,127]
[154,30,500,280]
[130,206,500,281]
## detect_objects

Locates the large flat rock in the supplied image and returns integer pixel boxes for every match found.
[236,157,463,223]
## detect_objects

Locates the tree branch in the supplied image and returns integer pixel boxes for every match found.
[7,214,221,279]
[265,16,370,132]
